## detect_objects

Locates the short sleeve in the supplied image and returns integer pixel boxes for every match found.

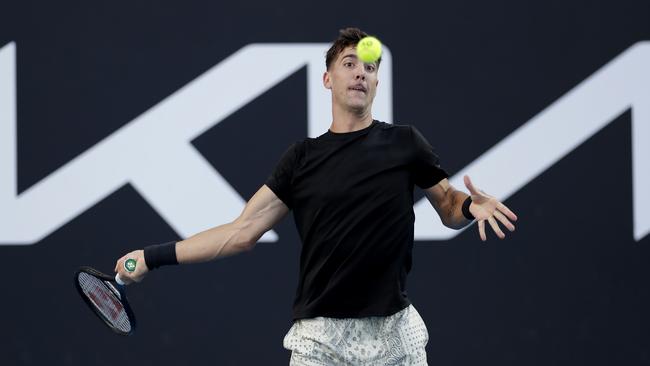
[265,142,301,209]
[409,126,449,189]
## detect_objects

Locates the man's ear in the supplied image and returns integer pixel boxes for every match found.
[323,71,332,90]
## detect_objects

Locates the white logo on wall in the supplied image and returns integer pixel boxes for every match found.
[0,42,393,244]
[415,41,650,242]
[1,42,648,244]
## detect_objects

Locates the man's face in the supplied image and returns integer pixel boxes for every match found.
[323,46,379,113]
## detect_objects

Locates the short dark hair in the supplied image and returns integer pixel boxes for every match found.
[325,27,382,70]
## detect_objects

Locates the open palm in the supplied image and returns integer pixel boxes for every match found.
[464,175,518,241]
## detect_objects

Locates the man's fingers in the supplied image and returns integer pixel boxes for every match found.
[488,216,505,239]
[114,256,125,273]
[463,175,481,197]
[115,256,132,283]
[497,202,518,221]
[478,220,487,241]
[494,211,515,232]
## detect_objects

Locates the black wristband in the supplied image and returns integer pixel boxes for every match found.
[461,196,475,221]
[143,241,178,270]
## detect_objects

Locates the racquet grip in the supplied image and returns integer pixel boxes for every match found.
[115,258,136,285]
[124,258,137,272]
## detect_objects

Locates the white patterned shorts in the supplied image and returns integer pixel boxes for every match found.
[283,305,429,365]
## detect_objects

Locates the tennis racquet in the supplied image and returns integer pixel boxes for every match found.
[74,259,138,336]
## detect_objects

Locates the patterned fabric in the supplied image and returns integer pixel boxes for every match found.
[283,305,429,365]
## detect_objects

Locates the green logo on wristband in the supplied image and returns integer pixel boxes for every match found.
[124,258,137,272]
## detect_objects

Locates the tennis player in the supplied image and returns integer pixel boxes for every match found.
[115,27,517,365]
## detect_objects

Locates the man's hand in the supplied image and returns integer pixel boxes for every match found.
[114,250,150,285]
[464,175,518,241]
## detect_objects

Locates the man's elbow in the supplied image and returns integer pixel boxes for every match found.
[236,229,259,252]
[234,219,265,252]
[233,206,281,252]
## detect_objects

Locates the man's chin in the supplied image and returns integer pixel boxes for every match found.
[346,103,368,114]
[345,99,370,111]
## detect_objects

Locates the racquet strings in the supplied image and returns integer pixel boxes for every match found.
[77,271,132,333]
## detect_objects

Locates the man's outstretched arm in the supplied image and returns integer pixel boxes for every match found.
[114,185,289,283]
[424,175,518,241]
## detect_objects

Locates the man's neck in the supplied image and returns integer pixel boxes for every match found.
[329,106,373,133]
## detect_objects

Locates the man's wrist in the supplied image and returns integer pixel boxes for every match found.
[461,196,475,221]
[143,241,179,270]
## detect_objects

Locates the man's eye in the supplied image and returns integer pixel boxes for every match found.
[345,62,354,68]
[365,64,376,72]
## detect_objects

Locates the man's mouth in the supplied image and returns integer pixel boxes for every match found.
[348,84,367,93]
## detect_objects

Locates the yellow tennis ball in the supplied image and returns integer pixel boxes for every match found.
[356,36,382,63]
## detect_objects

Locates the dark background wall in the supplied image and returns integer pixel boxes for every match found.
[1,0,649,365]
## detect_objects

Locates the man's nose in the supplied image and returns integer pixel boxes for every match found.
[355,72,366,81]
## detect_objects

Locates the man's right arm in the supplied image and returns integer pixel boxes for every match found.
[115,184,289,283]
[176,184,288,263]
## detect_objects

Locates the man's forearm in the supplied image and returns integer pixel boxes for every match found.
[442,190,473,229]
[175,219,256,264]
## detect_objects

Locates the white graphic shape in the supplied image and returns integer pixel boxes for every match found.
[414,41,650,242]
[0,41,393,244]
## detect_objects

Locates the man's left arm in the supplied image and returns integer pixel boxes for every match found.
[424,175,518,241]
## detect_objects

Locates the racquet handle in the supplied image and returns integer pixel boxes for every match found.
[115,258,137,286]
[124,258,137,272]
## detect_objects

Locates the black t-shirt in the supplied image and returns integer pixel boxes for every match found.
[266,120,448,320]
